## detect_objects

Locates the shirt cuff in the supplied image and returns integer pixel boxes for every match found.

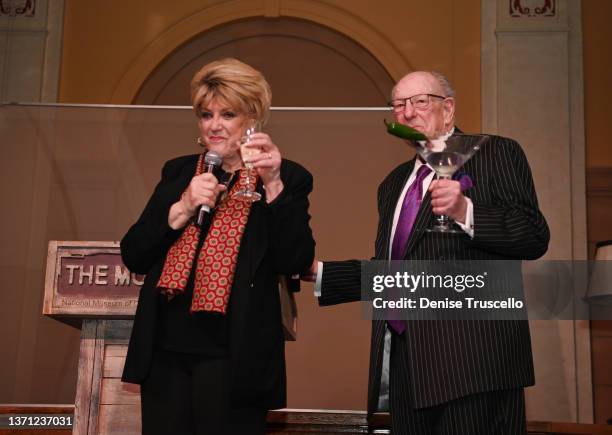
[456,197,474,238]
[314,261,323,297]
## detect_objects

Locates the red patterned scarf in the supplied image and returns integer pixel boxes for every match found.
[156,154,256,314]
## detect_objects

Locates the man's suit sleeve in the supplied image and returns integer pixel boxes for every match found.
[469,138,549,259]
[318,260,362,306]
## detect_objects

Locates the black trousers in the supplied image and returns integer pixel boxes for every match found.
[389,333,527,435]
[140,350,267,435]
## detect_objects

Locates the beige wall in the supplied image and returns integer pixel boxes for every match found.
[59,0,481,131]
[132,17,396,107]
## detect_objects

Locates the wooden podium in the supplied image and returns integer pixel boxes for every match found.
[43,241,143,435]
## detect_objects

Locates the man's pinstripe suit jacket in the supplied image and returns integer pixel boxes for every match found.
[319,134,550,413]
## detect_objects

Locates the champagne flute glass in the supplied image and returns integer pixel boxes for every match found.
[233,120,262,202]
[416,134,490,233]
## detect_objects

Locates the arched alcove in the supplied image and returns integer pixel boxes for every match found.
[133,17,395,106]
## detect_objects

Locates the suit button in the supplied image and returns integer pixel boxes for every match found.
[250,283,254,288]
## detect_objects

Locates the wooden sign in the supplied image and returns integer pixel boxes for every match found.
[43,241,143,318]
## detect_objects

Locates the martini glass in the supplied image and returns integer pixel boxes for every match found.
[416,134,490,233]
[233,120,262,202]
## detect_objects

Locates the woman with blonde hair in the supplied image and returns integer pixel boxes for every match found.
[120,58,315,434]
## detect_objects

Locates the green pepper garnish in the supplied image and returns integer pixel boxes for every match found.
[384,119,427,141]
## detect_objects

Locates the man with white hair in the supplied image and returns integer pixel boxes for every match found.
[307,71,549,434]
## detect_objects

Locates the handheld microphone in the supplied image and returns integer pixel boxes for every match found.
[197,151,223,226]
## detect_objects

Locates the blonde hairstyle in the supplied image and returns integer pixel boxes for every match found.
[190,58,272,124]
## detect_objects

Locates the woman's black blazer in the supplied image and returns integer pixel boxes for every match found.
[120,154,315,409]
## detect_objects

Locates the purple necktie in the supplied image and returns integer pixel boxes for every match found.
[388,164,431,334]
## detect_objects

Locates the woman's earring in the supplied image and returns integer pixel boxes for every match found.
[196,137,204,147]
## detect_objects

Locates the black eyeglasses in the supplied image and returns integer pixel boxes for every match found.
[388,94,447,112]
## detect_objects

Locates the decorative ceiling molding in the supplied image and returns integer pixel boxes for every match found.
[509,0,556,18]
[0,0,35,17]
